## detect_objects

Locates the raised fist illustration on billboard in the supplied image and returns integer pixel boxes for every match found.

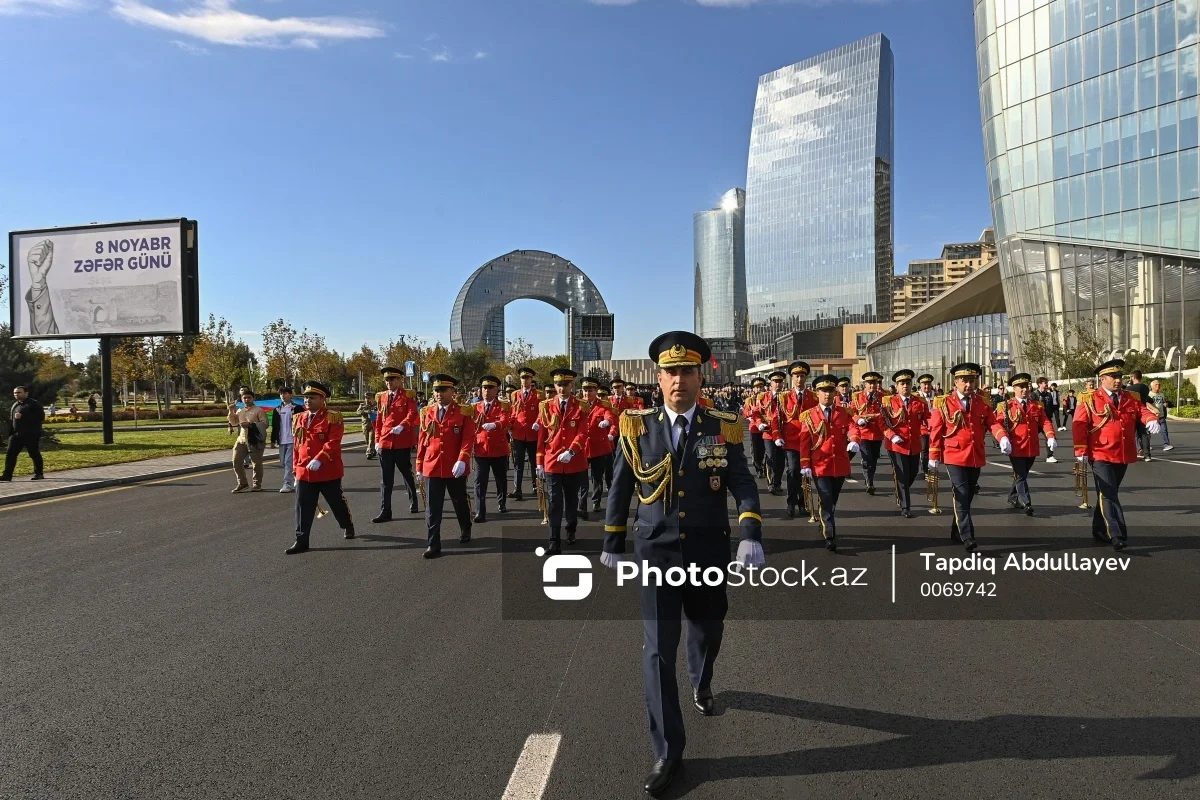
[25,238,59,335]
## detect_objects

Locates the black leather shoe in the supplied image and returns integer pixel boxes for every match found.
[545,540,562,555]
[693,688,714,716]
[1007,498,1022,510]
[1092,530,1108,543]
[423,546,441,559]
[498,504,508,514]
[826,538,837,552]
[901,509,912,518]
[285,537,309,555]
[0,476,11,482]
[344,526,356,540]
[473,513,485,524]
[30,474,44,481]
[512,491,525,501]
[372,513,392,524]
[409,505,420,514]
[1024,504,1034,517]
[866,485,876,495]
[963,537,978,552]
[578,509,589,521]
[592,502,601,512]
[1112,538,1127,551]
[643,759,681,796]
[460,530,472,544]
[566,530,577,545]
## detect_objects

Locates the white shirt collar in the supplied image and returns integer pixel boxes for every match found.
[958,391,972,402]
[664,404,698,428]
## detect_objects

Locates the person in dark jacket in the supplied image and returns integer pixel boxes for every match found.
[2,386,46,481]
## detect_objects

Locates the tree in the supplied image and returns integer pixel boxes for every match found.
[346,344,382,396]
[1121,350,1166,374]
[79,353,103,393]
[527,354,571,381]
[186,315,248,402]
[110,338,150,404]
[505,337,536,374]
[1019,322,1066,379]
[295,330,345,389]
[1063,319,1107,379]
[446,347,494,392]
[34,349,79,398]
[262,318,300,388]
[0,325,70,435]
[586,366,612,386]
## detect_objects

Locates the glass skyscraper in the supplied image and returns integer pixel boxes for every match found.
[975,0,1200,355]
[745,33,895,360]
[694,188,752,378]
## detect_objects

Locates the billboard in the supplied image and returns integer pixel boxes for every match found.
[8,218,199,339]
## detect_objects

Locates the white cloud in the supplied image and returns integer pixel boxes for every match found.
[473,50,488,60]
[428,46,451,62]
[170,38,210,54]
[110,0,385,49]
[0,0,83,15]
[587,0,640,5]
[394,51,414,59]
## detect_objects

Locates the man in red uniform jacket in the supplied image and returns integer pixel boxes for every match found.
[286,381,354,554]
[416,374,475,558]
[751,371,787,495]
[849,371,888,494]
[1000,373,1057,516]
[927,363,1010,550]
[578,377,618,514]
[744,377,768,478]
[916,373,938,473]
[779,360,818,518]
[472,374,510,523]
[373,366,421,522]
[798,374,856,550]
[536,368,589,552]
[508,367,543,502]
[1073,358,1161,549]
[835,377,853,409]
[882,369,930,518]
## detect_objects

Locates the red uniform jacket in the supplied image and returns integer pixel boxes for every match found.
[583,399,618,459]
[698,396,714,409]
[882,394,930,456]
[537,395,590,474]
[472,398,511,458]
[849,391,888,441]
[416,403,475,478]
[508,387,543,442]
[1072,390,1158,464]
[374,388,419,450]
[613,394,645,414]
[749,392,783,440]
[798,404,854,478]
[742,395,757,424]
[779,388,819,450]
[835,392,854,410]
[928,392,1007,468]
[916,390,938,436]
[997,398,1056,458]
[292,409,345,482]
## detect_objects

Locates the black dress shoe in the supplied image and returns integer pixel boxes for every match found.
[409,505,420,514]
[285,537,309,555]
[1024,504,1034,517]
[1092,530,1108,543]
[1007,498,1022,510]
[30,474,44,481]
[566,530,577,545]
[866,485,876,495]
[578,509,589,521]
[423,546,442,559]
[963,537,978,552]
[826,538,837,551]
[473,513,485,524]
[545,540,562,555]
[460,530,472,543]
[512,491,525,501]
[344,526,356,540]
[0,476,11,482]
[693,688,714,716]
[1112,538,1127,551]
[901,509,912,518]
[592,501,601,512]
[786,504,796,519]
[372,513,392,524]
[498,504,508,513]
[643,759,681,796]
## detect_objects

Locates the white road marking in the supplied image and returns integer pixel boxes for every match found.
[987,461,1043,475]
[1150,458,1200,467]
[502,733,562,800]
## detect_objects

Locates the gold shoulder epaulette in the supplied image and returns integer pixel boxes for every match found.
[500,399,511,408]
[460,404,474,417]
[375,390,387,404]
[618,407,653,440]
[932,395,948,412]
[579,400,591,414]
[598,399,613,411]
[327,410,344,425]
[705,408,744,445]
[706,408,737,422]
[405,389,416,399]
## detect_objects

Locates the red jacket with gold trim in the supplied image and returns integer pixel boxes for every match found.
[537,395,590,474]
[292,408,345,482]
[509,387,543,442]
[374,388,419,450]
[998,398,1056,458]
[1072,389,1158,464]
[928,391,1007,467]
[416,403,475,478]
[472,399,511,458]
[798,404,853,478]
[882,393,930,456]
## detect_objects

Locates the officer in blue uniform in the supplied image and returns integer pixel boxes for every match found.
[601,331,764,797]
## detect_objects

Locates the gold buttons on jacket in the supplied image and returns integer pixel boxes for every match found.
[677,490,685,497]
[680,533,687,540]
[679,511,687,519]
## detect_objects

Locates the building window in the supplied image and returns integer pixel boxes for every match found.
[856,333,878,356]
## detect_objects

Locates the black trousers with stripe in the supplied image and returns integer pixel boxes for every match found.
[1090,460,1129,542]
[812,476,845,540]
[947,465,981,542]
[295,478,352,538]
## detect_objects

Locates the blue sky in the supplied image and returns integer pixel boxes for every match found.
[0,0,992,361]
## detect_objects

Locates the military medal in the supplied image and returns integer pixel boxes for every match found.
[698,446,708,457]
[710,476,721,490]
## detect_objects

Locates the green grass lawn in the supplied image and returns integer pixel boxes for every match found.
[6,429,242,476]
[47,415,232,429]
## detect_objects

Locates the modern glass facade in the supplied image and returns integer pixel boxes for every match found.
[449,250,613,367]
[745,33,895,360]
[867,313,1011,387]
[694,188,752,379]
[975,0,1200,355]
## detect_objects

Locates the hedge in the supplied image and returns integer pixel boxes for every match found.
[1172,405,1200,419]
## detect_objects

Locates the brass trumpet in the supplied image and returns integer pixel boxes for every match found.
[316,502,328,519]
[925,470,944,515]
[1072,462,1091,510]
[536,477,549,525]
[802,475,817,523]
[418,476,427,512]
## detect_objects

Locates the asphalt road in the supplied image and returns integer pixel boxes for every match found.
[2,426,1199,799]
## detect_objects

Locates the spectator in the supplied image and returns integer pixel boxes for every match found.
[87,393,98,413]
[1049,382,1063,430]
[1063,390,1078,421]
[1126,370,1152,460]
[227,389,268,492]
[270,387,300,492]
[1148,379,1174,452]
[46,400,57,417]
[2,386,46,481]
[1035,378,1056,460]
[357,397,377,460]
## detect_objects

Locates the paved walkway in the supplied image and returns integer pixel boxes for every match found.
[0,434,367,506]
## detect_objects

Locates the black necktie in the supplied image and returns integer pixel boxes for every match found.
[1111,392,1119,405]
[388,391,394,406]
[962,396,970,413]
[824,406,831,423]
[437,406,445,422]
[560,399,567,414]
[674,415,688,462]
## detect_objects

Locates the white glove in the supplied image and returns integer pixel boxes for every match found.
[416,472,425,485]
[1047,438,1057,451]
[306,459,322,472]
[389,424,405,435]
[556,450,574,464]
[857,418,867,426]
[536,466,546,480]
[1076,455,1087,463]
[375,443,385,455]
[736,539,766,567]
[451,460,467,478]
[607,434,614,442]
[599,419,610,429]
[800,467,813,478]
[999,436,1012,455]
[928,459,940,469]
[757,423,768,432]
[890,435,903,444]
[531,422,540,431]
[482,422,497,431]
[774,438,784,447]
[847,441,860,454]
[600,551,625,570]
[1147,420,1161,435]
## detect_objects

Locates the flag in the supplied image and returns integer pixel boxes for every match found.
[710,355,720,369]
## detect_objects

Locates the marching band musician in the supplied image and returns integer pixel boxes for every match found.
[1001,373,1057,516]
[751,371,787,496]
[600,331,763,797]
[882,369,929,518]
[579,377,618,515]
[472,375,511,523]
[1073,358,1161,550]
[624,382,647,411]
[285,381,354,554]
[927,362,1010,551]
[835,377,854,409]
[849,371,888,494]
[536,368,590,552]
[916,373,937,473]
[373,366,421,522]
[744,377,768,478]
[416,374,475,559]
[798,374,855,551]
[610,378,632,415]
[779,360,818,519]
[507,367,543,503]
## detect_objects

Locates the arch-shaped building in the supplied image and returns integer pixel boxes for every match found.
[450,250,614,367]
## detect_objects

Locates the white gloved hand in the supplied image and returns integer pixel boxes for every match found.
[531,422,540,431]
[1047,438,1057,451]
[857,418,867,426]
[847,441,860,455]
[556,450,574,464]
[928,459,940,469]
[774,438,784,447]
[1147,420,1162,435]
[375,443,385,455]
[599,419,610,429]
[890,435,903,444]
[452,460,467,478]
[801,467,813,478]
[482,422,497,431]
[536,466,546,480]
[1076,455,1087,463]
[607,434,614,442]
[416,472,425,485]
[306,459,322,472]
[757,423,768,432]
[389,424,405,436]
[600,551,625,570]
[999,436,1012,455]
[736,539,766,567]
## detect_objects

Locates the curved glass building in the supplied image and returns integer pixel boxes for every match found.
[745,33,895,360]
[694,188,752,379]
[975,0,1200,354]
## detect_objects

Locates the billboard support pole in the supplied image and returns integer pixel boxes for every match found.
[100,336,114,445]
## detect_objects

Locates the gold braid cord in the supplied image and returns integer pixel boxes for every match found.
[804,409,827,449]
[1078,391,1112,433]
[618,412,673,509]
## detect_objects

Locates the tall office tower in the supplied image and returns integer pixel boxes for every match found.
[694,188,752,379]
[745,33,895,360]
